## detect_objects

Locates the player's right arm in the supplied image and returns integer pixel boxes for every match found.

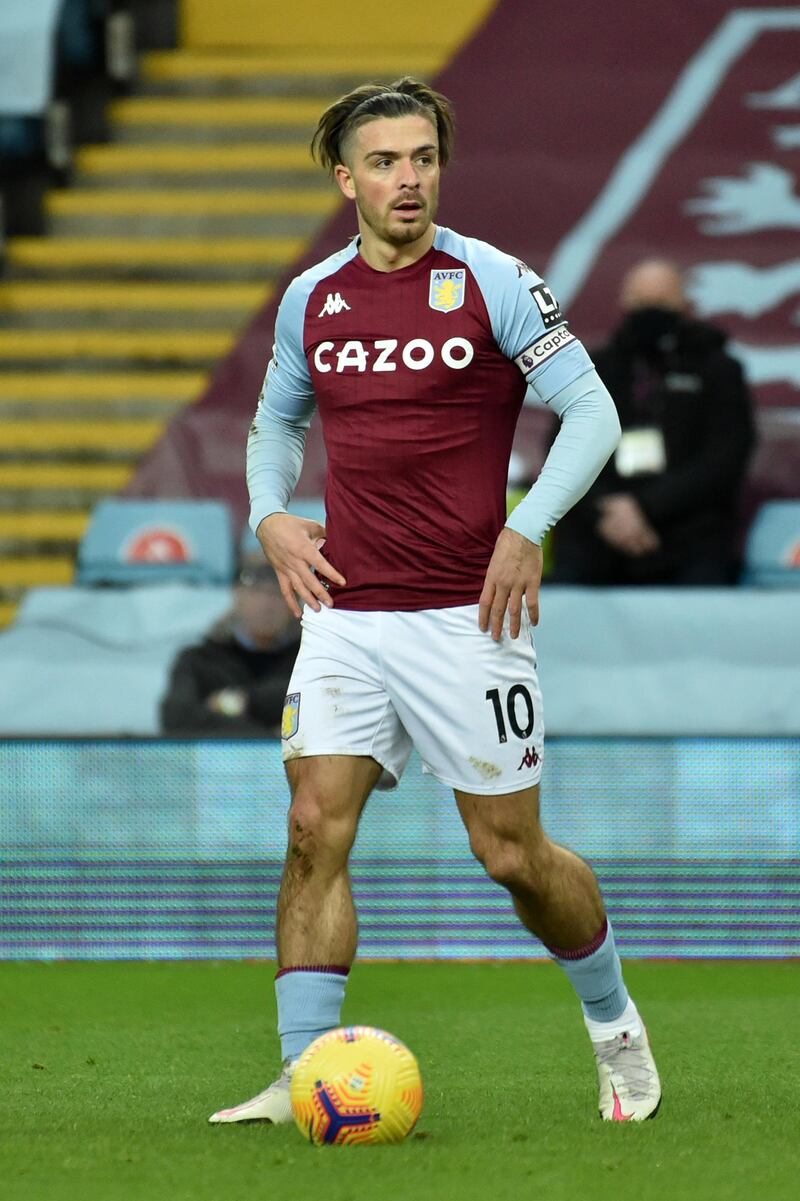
[247,278,346,616]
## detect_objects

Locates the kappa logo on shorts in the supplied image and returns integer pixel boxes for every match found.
[517,746,540,771]
[282,692,301,740]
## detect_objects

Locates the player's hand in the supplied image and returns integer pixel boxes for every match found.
[479,527,542,642]
[256,513,346,618]
[596,494,661,557]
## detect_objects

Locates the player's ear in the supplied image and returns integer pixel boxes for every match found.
[334,163,356,200]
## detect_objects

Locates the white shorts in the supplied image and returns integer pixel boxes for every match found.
[280,603,544,795]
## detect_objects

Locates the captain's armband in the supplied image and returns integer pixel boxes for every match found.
[514,327,576,383]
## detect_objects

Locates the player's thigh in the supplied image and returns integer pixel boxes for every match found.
[384,604,544,795]
[455,783,544,864]
[282,605,412,789]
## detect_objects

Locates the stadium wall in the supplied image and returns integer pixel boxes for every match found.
[2,739,798,960]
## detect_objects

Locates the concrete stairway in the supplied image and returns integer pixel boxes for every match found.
[0,47,440,626]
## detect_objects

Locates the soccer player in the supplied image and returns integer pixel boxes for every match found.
[209,78,661,1125]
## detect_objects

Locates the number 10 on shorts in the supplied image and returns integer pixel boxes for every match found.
[485,685,535,744]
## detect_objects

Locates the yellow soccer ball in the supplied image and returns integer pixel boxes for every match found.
[290,1026,423,1145]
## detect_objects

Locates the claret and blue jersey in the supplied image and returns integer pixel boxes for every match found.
[253,226,595,610]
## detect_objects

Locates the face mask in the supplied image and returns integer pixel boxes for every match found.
[622,306,680,352]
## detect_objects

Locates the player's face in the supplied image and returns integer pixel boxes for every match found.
[335,115,440,255]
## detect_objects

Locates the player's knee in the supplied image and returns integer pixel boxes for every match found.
[482,844,531,893]
[286,791,356,870]
[477,834,549,897]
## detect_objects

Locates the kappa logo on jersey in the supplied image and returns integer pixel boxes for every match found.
[313,336,475,374]
[429,268,466,313]
[318,292,351,317]
[515,327,575,375]
[529,282,563,328]
[282,692,301,740]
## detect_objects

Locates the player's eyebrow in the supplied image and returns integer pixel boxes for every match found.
[364,143,438,162]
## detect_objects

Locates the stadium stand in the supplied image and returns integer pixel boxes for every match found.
[0,0,369,628]
[0,1,137,235]
[0,1,151,628]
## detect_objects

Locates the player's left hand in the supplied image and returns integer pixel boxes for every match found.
[479,527,542,642]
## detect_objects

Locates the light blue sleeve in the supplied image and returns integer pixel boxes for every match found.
[438,229,595,402]
[247,275,317,535]
[247,242,360,534]
[505,369,621,545]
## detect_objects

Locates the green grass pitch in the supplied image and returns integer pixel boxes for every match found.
[2,960,798,1201]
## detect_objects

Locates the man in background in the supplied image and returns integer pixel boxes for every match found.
[160,547,299,737]
[551,259,756,585]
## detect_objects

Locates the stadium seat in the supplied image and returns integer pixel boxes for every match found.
[742,500,800,587]
[77,498,235,586]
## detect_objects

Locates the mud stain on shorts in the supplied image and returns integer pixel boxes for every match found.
[469,756,502,781]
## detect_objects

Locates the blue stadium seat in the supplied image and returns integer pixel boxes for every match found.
[742,500,800,588]
[77,499,235,586]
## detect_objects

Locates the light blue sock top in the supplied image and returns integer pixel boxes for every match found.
[275,969,348,1062]
[550,920,629,1023]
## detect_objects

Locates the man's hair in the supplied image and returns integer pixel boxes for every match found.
[311,77,455,174]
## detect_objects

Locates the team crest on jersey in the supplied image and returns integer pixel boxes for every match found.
[429,268,466,313]
[282,692,301,740]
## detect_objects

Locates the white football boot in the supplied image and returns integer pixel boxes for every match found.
[594,1028,661,1121]
[208,1058,297,1125]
